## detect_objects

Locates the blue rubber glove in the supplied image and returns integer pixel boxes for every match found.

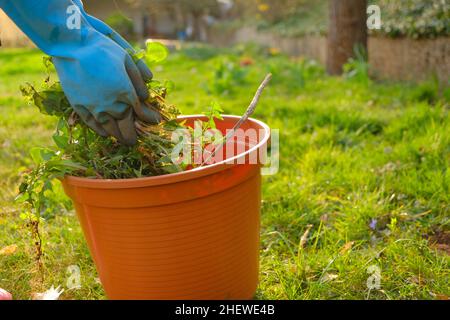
[71,0,153,81]
[0,0,161,145]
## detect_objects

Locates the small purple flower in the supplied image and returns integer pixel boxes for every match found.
[369,218,378,230]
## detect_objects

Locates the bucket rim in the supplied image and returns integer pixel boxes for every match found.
[63,115,270,189]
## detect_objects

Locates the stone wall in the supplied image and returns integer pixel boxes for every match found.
[210,26,449,83]
[368,36,449,83]
[234,27,327,66]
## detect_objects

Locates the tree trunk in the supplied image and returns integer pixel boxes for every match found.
[191,10,206,42]
[327,0,367,75]
[174,3,186,32]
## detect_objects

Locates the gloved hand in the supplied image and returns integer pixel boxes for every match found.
[0,0,161,145]
[71,0,154,83]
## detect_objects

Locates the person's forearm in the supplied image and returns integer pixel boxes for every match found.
[0,0,94,58]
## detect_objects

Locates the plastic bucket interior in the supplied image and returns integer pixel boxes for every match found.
[62,115,271,300]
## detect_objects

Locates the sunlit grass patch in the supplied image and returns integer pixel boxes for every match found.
[0,46,448,300]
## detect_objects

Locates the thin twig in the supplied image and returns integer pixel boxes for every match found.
[201,73,272,166]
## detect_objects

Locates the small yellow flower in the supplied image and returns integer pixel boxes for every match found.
[258,3,270,12]
[269,47,280,56]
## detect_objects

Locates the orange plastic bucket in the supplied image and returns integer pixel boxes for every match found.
[62,115,270,300]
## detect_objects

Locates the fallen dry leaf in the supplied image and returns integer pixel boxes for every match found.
[425,229,450,255]
[299,224,313,249]
[321,273,338,283]
[408,275,426,286]
[0,244,18,256]
[340,241,355,255]
[431,243,450,255]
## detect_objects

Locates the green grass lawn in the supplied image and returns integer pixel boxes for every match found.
[0,45,449,300]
